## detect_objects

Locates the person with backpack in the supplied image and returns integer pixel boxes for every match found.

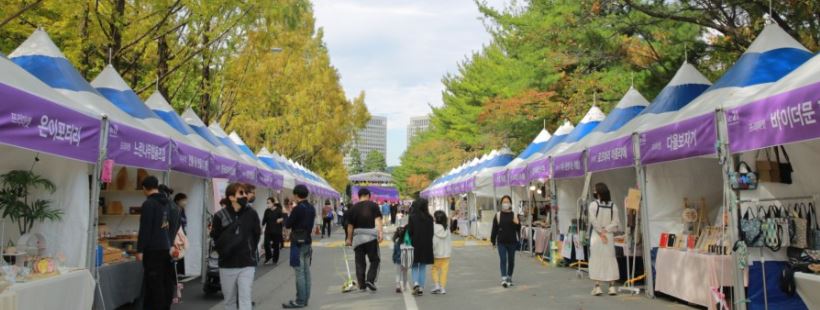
[136,176,179,310]
[406,198,434,296]
[588,182,621,296]
[282,184,316,309]
[322,200,334,238]
[490,195,520,288]
[431,210,452,295]
[392,225,410,293]
[210,183,262,310]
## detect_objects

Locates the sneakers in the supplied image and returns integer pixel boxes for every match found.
[366,282,378,292]
[608,286,617,296]
[282,300,306,309]
[501,277,512,288]
[507,279,514,287]
[431,285,442,295]
[412,285,423,296]
[591,286,603,296]
[395,287,402,294]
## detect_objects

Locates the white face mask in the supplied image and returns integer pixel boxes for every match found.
[501,203,512,210]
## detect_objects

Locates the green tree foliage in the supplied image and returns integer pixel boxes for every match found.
[349,148,364,174]
[363,151,387,173]
[0,0,369,190]
[394,0,818,196]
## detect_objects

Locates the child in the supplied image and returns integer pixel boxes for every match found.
[431,210,452,295]
[393,225,410,293]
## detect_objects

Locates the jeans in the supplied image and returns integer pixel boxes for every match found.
[498,243,516,280]
[264,233,283,263]
[219,267,255,310]
[142,250,174,310]
[294,245,312,305]
[412,263,428,289]
[322,219,332,237]
[354,240,380,287]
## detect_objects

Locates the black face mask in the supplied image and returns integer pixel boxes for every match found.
[237,197,249,208]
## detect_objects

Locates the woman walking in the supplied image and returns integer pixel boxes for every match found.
[588,183,620,296]
[490,195,520,288]
[406,198,434,296]
[431,210,452,295]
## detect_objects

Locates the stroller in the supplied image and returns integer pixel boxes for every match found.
[203,238,221,295]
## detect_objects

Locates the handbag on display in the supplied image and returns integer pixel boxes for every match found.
[730,161,758,190]
[756,148,780,183]
[740,206,764,247]
[790,203,809,249]
[774,146,793,184]
[764,206,782,252]
[809,203,820,250]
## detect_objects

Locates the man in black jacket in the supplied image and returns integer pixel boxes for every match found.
[137,176,177,310]
[210,183,261,310]
[282,185,315,309]
[262,197,284,264]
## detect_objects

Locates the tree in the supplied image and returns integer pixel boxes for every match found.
[363,151,386,172]
[349,148,364,174]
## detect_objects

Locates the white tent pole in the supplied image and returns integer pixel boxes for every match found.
[716,109,748,310]
[632,133,654,298]
[88,116,109,275]
[201,178,212,282]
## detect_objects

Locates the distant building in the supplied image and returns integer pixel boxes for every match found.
[407,114,431,145]
[344,116,387,169]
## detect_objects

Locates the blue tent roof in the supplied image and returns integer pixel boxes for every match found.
[593,87,649,133]
[516,129,552,160]
[640,62,712,115]
[561,106,605,144]
[537,121,575,155]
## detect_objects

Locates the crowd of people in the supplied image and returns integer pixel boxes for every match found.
[133,173,620,309]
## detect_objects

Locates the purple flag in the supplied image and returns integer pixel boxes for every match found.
[588,136,634,172]
[508,167,528,186]
[107,121,170,170]
[493,170,509,187]
[171,141,211,178]
[728,82,820,153]
[640,113,716,165]
[211,155,238,179]
[0,83,101,163]
[526,157,551,181]
[553,152,585,179]
[237,163,257,184]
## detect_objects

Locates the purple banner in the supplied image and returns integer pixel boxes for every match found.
[728,82,820,153]
[107,121,170,171]
[553,152,585,179]
[351,185,399,202]
[588,136,634,172]
[171,141,211,178]
[526,157,550,182]
[271,173,284,190]
[237,163,257,184]
[493,170,509,187]
[0,83,101,163]
[257,169,276,189]
[211,155,237,179]
[508,167,528,187]
[640,113,716,165]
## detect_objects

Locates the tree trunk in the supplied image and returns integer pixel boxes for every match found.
[109,0,126,68]
[199,21,212,123]
[80,2,93,77]
[157,34,170,98]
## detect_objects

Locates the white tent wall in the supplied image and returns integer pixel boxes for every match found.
[0,145,90,267]
[169,172,204,276]
[736,140,820,262]
[644,157,723,247]
[556,178,584,235]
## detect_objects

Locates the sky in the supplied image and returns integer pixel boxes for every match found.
[313,0,507,166]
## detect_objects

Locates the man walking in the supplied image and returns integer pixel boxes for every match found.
[283,185,316,309]
[380,201,391,225]
[321,200,333,238]
[262,198,285,264]
[390,203,398,225]
[346,188,383,292]
[210,183,261,310]
[137,176,178,310]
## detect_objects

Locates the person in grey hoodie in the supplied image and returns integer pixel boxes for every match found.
[431,210,452,295]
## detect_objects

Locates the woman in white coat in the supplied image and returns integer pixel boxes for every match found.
[588,183,620,296]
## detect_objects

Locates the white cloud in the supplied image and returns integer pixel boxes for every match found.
[313,0,507,165]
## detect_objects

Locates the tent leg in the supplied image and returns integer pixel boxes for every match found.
[88,117,109,275]
[632,133,654,298]
[201,179,213,284]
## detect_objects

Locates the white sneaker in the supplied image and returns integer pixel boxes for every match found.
[507,279,514,287]
[608,286,617,296]
[440,288,447,295]
[591,286,603,296]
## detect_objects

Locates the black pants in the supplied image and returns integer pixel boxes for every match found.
[322,218,332,237]
[142,250,174,310]
[264,233,283,263]
[354,240,380,287]
[390,211,397,225]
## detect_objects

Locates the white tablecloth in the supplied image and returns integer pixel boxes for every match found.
[795,272,820,310]
[655,248,747,309]
[8,269,95,310]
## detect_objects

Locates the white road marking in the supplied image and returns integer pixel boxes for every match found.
[402,287,419,310]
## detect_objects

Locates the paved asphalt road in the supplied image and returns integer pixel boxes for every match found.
[162,226,693,310]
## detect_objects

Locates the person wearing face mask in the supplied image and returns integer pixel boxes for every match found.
[262,197,285,264]
[490,195,520,288]
[588,183,620,296]
[210,183,262,310]
[173,193,189,275]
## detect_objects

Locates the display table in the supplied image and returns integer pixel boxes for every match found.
[8,269,94,310]
[795,272,820,310]
[457,220,470,236]
[94,260,143,309]
[520,227,550,253]
[655,248,747,309]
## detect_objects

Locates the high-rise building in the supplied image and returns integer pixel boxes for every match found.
[344,116,387,169]
[407,114,431,144]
